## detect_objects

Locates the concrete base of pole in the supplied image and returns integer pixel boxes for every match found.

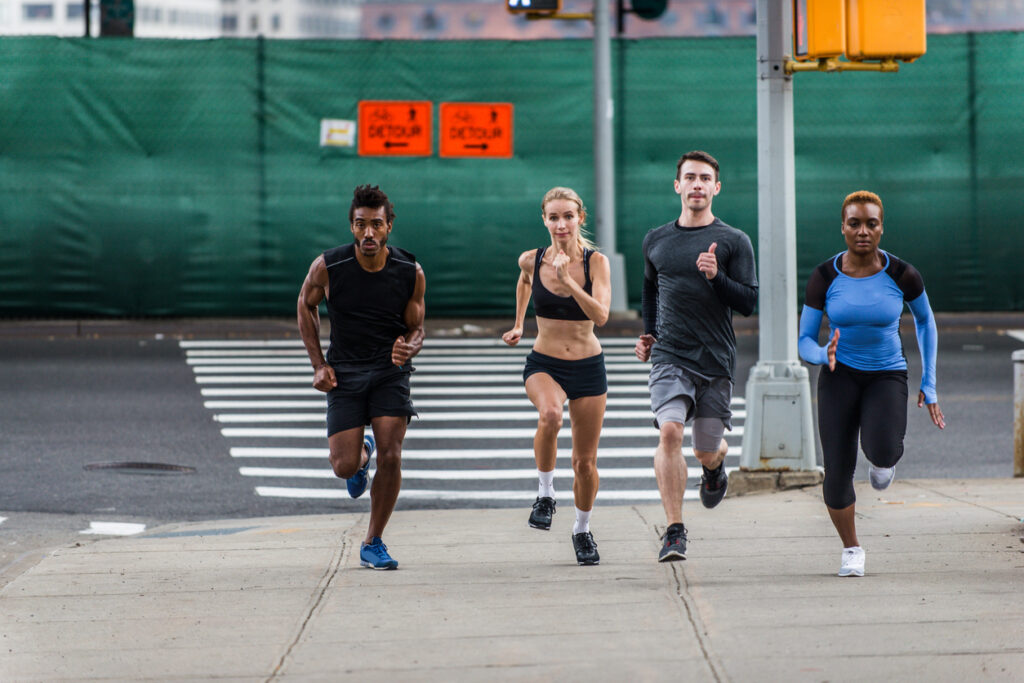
[740,360,818,471]
[729,468,824,497]
[606,251,630,314]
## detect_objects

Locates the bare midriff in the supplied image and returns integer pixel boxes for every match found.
[533,316,602,360]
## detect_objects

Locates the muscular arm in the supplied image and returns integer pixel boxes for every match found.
[502,251,534,346]
[297,255,328,369]
[560,252,610,326]
[393,264,426,365]
[297,255,336,391]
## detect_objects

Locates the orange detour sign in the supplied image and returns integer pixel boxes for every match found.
[358,101,433,156]
[439,102,514,159]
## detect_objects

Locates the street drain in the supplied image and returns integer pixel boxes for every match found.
[84,461,196,475]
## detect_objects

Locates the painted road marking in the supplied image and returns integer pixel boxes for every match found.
[80,522,146,536]
[254,486,687,502]
[229,446,744,460]
[185,337,745,505]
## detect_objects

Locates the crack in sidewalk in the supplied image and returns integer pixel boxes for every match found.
[266,522,357,681]
[632,506,725,683]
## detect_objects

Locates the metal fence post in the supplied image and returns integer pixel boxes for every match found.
[1014,350,1024,477]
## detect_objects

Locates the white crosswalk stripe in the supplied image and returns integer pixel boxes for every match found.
[184,337,746,505]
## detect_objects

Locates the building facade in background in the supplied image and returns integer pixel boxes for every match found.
[1,0,1023,39]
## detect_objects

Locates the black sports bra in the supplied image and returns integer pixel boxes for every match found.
[531,247,593,321]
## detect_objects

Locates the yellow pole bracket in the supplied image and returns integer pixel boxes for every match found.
[525,11,593,20]
[784,58,900,75]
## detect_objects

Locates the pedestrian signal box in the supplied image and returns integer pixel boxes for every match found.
[793,0,845,61]
[846,0,926,62]
[506,0,560,13]
[793,0,927,63]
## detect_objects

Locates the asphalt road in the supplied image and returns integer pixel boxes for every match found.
[0,315,1021,586]
[1,317,1020,517]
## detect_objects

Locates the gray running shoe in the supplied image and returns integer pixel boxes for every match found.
[868,465,895,490]
[572,531,600,566]
[528,496,556,530]
[699,464,728,509]
[658,523,687,562]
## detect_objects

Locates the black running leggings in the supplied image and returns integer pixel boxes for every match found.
[817,361,908,509]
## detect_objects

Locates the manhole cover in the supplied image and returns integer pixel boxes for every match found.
[84,461,197,475]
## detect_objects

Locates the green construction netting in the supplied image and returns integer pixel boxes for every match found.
[1,33,1021,316]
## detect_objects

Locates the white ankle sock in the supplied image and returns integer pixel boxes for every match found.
[573,507,591,534]
[537,469,555,498]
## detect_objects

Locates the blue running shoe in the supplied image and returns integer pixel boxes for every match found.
[346,434,374,499]
[360,536,398,570]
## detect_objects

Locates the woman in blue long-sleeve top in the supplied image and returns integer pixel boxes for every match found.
[798,191,945,578]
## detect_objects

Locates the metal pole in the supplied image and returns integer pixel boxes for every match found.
[739,0,817,471]
[84,0,90,36]
[1014,350,1024,477]
[593,0,628,314]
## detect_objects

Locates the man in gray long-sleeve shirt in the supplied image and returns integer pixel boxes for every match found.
[634,150,758,563]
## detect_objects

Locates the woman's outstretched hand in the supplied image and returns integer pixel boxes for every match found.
[919,391,946,429]
[826,329,839,371]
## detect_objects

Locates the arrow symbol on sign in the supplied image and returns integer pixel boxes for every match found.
[464,143,489,150]
[384,141,409,148]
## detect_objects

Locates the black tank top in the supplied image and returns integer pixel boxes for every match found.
[531,247,593,321]
[323,243,418,369]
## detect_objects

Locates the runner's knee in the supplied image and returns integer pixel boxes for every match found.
[658,421,684,450]
[823,471,855,509]
[537,405,563,433]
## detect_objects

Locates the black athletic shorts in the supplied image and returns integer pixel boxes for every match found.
[326,364,417,436]
[522,350,607,400]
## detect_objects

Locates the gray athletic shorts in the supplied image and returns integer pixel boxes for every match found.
[648,363,732,453]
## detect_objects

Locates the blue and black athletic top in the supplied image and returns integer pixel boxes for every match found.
[531,246,593,321]
[798,250,938,403]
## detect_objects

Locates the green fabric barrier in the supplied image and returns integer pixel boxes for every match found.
[1,34,1020,316]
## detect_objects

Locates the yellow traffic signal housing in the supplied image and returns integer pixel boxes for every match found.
[793,0,846,62]
[846,0,926,62]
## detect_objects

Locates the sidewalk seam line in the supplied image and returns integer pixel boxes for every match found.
[266,534,349,681]
[631,505,725,683]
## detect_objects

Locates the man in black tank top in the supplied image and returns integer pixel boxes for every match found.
[297,185,426,570]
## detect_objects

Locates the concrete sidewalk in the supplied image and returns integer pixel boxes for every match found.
[2,479,1023,682]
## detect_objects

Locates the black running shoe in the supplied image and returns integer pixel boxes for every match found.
[699,464,728,509]
[658,523,687,562]
[528,496,556,530]
[572,531,600,565]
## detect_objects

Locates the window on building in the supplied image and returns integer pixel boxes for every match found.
[66,2,82,19]
[23,3,55,19]
[249,13,257,31]
[222,13,237,30]
[271,13,280,30]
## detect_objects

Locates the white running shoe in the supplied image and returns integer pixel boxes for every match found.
[838,546,865,577]
[869,465,896,490]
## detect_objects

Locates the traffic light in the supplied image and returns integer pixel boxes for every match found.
[632,0,668,21]
[506,0,560,13]
[792,1,927,63]
[846,0,926,62]
[793,0,844,61]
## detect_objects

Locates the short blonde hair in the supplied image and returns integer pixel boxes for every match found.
[541,186,598,252]
[841,190,884,223]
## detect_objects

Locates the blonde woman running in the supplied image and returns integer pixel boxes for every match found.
[502,187,611,566]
